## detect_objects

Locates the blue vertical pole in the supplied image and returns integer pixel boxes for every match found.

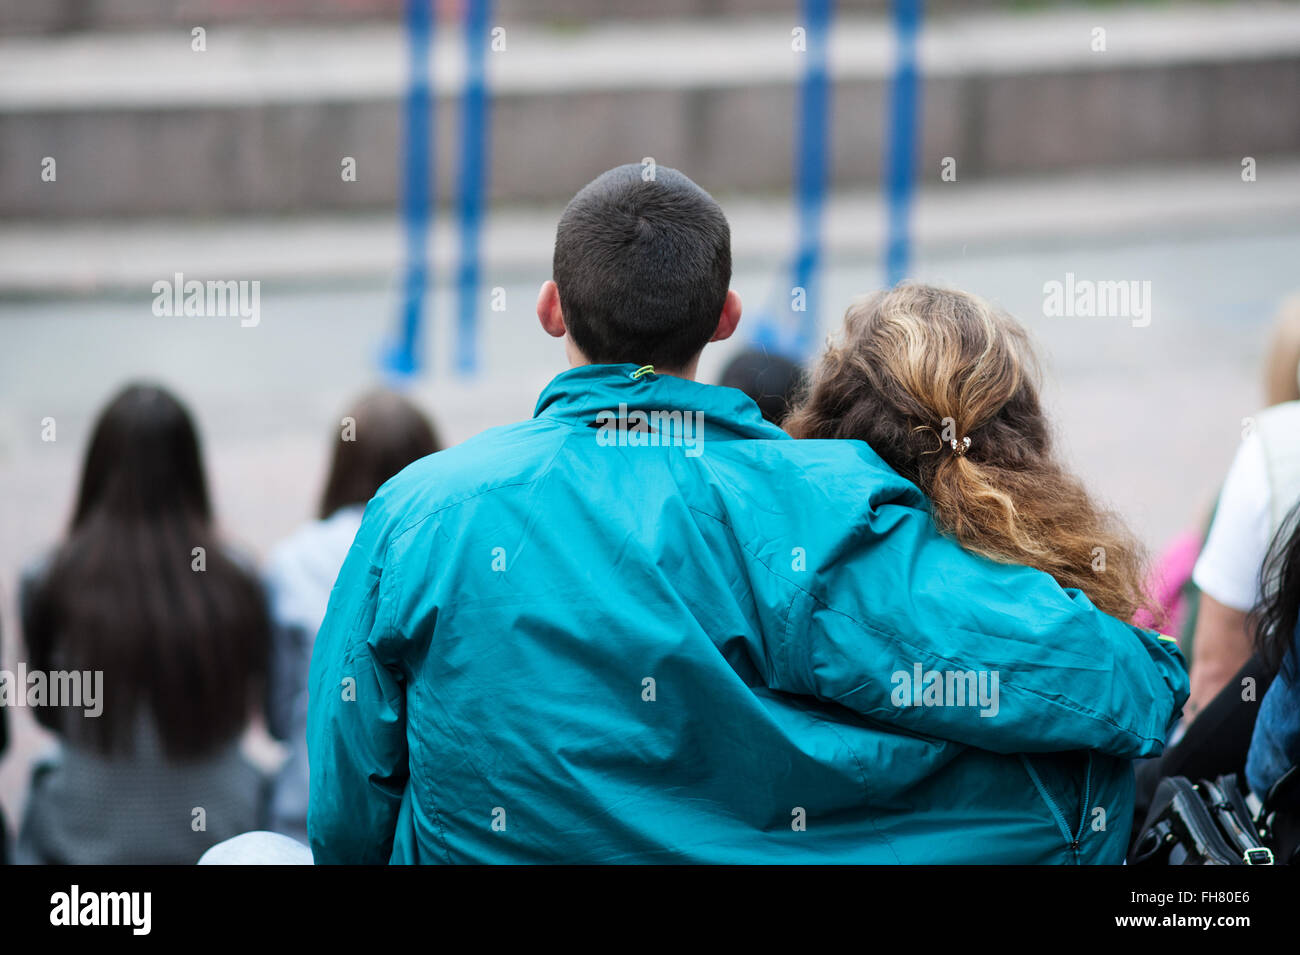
[387,0,435,378]
[884,0,922,287]
[454,0,494,376]
[790,0,834,359]
[752,0,834,361]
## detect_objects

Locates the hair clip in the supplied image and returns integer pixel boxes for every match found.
[950,436,971,456]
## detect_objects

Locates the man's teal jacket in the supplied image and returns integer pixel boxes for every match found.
[307,363,1188,863]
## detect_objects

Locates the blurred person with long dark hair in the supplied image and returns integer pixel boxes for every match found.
[16,383,270,864]
[1247,504,1300,810]
[263,390,439,843]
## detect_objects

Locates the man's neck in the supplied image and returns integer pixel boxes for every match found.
[565,355,699,382]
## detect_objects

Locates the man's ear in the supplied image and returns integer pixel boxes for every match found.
[709,289,742,343]
[537,280,566,338]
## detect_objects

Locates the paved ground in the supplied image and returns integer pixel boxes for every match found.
[1,181,1297,827]
[6,160,1300,293]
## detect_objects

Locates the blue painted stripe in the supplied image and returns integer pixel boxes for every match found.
[454,0,494,376]
[387,0,435,378]
[791,0,834,358]
[884,0,923,287]
[752,0,835,361]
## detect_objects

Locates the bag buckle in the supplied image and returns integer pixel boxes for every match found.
[1243,847,1274,865]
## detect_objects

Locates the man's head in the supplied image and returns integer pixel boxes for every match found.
[537,164,741,377]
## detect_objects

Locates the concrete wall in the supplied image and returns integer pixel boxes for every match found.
[3,5,1297,218]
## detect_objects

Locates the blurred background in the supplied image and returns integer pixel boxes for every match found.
[2,0,1299,830]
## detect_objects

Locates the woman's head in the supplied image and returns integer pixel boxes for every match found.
[71,383,211,529]
[27,382,268,758]
[1262,293,1300,408]
[318,389,440,519]
[719,348,806,425]
[786,282,1153,624]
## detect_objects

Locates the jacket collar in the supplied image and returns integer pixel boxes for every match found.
[533,363,789,442]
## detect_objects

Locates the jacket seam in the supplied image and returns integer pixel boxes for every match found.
[407,677,454,864]
[815,714,903,863]
[386,423,573,547]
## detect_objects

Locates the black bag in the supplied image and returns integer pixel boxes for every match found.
[1262,765,1300,863]
[1129,774,1276,866]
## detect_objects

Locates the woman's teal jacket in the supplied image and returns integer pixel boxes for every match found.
[306,363,1188,864]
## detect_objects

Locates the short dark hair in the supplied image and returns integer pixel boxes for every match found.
[553,164,731,370]
[719,349,807,425]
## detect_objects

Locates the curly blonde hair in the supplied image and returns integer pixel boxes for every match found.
[785,282,1156,625]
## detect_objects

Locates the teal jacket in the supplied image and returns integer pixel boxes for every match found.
[307,363,1188,864]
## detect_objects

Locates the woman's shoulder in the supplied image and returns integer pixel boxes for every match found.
[267,507,363,574]
[264,507,364,620]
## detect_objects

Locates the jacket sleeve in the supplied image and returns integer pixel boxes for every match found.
[775,499,1189,759]
[306,507,409,864]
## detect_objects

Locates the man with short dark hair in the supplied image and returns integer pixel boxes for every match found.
[547,164,734,373]
[307,164,1187,863]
